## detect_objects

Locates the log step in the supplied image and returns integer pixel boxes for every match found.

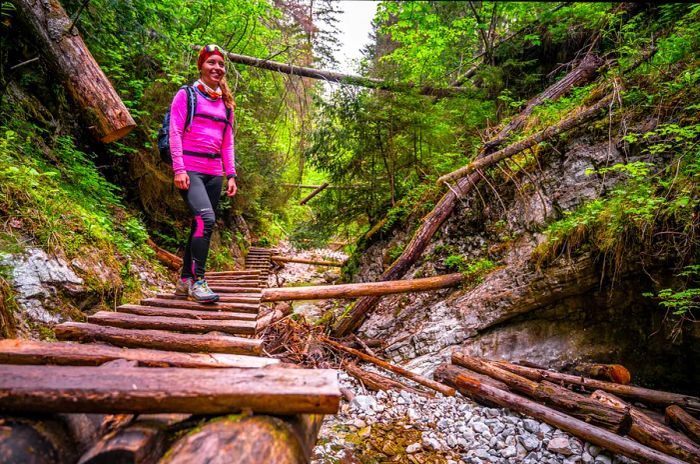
[203,280,261,287]
[205,271,261,277]
[208,286,263,294]
[55,322,262,355]
[117,304,257,321]
[0,365,341,415]
[151,295,261,306]
[0,339,278,369]
[88,311,256,336]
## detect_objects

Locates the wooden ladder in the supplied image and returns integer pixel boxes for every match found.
[0,248,340,463]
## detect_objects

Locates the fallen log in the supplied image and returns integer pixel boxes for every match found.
[320,336,455,397]
[10,0,135,142]
[0,365,340,415]
[117,304,256,321]
[667,405,700,444]
[282,183,360,190]
[77,414,189,464]
[198,46,468,97]
[434,364,687,464]
[262,273,462,302]
[483,54,604,152]
[270,255,344,267]
[256,303,293,332]
[147,239,183,271]
[494,359,700,414]
[592,391,700,464]
[55,322,263,355]
[0,339,277,368]
[433,364,510,401]
[161,414,324,464]
[437,92,615,185]
[299,182,329,205]
[88,311,256,336]
[343,362,434,399]
[572,362,631,385]
[452,353,631,433]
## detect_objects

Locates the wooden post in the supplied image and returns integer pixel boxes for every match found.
[433,364,687,464]
[10,0,136,142]
[261,273,462,302]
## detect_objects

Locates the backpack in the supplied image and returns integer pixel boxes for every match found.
[157,86,233,163]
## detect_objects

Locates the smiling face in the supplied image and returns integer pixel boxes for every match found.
[200,54,226,89]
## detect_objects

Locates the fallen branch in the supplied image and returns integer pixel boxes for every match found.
[434,363,686,464]
[592,391,700,464]
[299,183,329,205]
[437,92,615,185]
[343,362,434,399]
[147,239,183,271]
[262,273,462,302]
[320,336,455,397]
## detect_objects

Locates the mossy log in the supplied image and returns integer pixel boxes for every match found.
[161,414,324,464]
[10,0,135,142]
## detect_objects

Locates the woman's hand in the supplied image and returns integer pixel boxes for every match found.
[226,177,238,197]
[174,172,190,190]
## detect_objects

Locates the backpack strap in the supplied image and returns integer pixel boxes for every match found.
[222,106,232,140]
[182,85,197,131]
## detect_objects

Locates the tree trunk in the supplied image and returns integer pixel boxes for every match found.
[161,414,324,464]
[343,362,434,399]
[666,405,700,444]
[494,359,700,414]
[55,322,263,355]
[592,391,700,464]
[299,183,329,205]
[433,364,687,464]
[320,336,455,396]
[0,365,340,415]
[572,363,631,385]
[0,339,278,368]
[10,0,135,142]
[263,273,462,302]
[87,311,256,336]
[451,353,631,433]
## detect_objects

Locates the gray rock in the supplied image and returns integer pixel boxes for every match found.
[588,445,602,457]
[595,456,612,464]
[523,419,541,434]
[547,436,574,456]
[423,436,442,451]
[581,452,594,464]
[519,433,541,451]
[539,422,554,435]
[350,395,377,413]
[502,446,517,458]
[472,421,490,435]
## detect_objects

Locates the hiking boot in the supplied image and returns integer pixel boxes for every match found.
[188,279,219,303]
[175,277,192,296]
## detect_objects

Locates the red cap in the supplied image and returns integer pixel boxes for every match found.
[198,44,225,70]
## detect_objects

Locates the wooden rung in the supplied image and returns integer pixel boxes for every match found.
[55,322,262,355]
[0,365,341,415]
[208,286,263,294]
[88,311,256,336]
[0,339,277,368]
[151,295,261,306]
[117,304,257,321]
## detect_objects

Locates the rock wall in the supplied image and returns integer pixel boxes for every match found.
[353,136,700,393]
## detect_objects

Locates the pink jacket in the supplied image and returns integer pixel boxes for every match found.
[168,88,236,178]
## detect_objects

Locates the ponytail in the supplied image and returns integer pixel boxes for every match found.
[220,77,235,110]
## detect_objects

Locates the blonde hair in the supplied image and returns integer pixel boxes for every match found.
[220,77,235,110]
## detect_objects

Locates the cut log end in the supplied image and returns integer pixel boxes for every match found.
[99,124,136,143]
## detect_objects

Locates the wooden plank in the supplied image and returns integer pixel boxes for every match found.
[88,311,256,336]
[0,365,341,415]
[263,273,463,302]
[55,322,262,355]
[205,271,261,276]
[203,280,261,286]
[117,304,256,321]
[0,339,277,368]
[150,296,261,306]
[209,286,263,294]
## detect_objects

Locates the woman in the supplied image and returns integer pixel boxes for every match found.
[170,44,237,303]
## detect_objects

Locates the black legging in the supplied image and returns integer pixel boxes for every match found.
[180,171,223,280]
